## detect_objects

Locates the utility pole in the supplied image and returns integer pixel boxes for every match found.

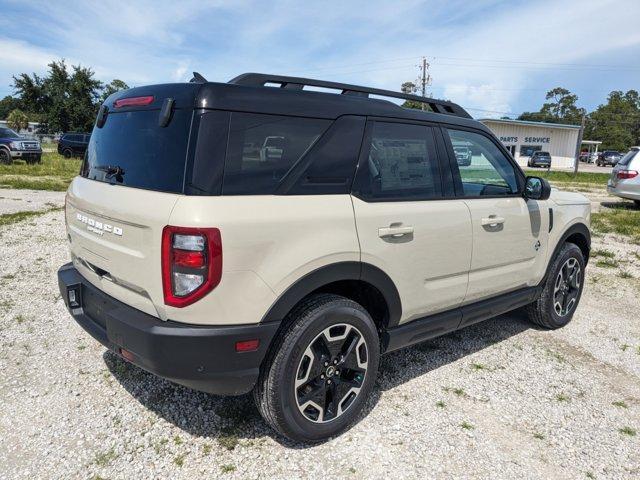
[573,114,586,175]
[418,57,432,110]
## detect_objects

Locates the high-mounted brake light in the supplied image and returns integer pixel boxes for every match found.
[161,226,222,308]
[617,170,638,180]
[114,95,154,108]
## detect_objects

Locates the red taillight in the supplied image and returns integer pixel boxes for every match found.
[113,95,154,108]
[235,339,260,353]
[173,250,205,268]
[161,226,222,308]
[617,170,638,179]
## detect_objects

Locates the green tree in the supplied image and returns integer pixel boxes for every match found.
[0,96,22,119]
[400,81,429,110]
[6,109,29,132]
[100,79,129,102]
[585,90,640,151]
[519,87,585,125]
[12,59,103,133]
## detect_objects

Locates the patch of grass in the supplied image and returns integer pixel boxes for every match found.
[470,363,486,371]
[0,206,63,227]
[618,270,633,279]
[94,447,117,467]
[585,472,596,479]
[621,344,630,352]
[545,349,566,363]
[596,258,619,268]
[153,438,168,454]
[348,467,357,474]
[612,400,628,408]
[221,464,236,473]
[443,386,467,397]
[618,426,636,437]
[460,421,474,430]
[173,435,183,445]
[592,249,615,258]
[218,429,240,451]
[533,432,545,440]
[555,393,570,402]
[436,400,446,408]
[592,206,640,239]
[173,453,186,467]
[202,443,212,455]
[533,170,611,185]
[0,152,81,191]
[15,314,26,324]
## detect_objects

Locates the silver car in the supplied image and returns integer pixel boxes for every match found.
[607,147,640,208]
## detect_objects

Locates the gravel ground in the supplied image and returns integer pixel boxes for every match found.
[1,196,639,480]
[0,189,65,214]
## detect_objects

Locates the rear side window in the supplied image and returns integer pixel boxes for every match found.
[353,122,441,201]
[83,109,192,194]
[222,113,330,195]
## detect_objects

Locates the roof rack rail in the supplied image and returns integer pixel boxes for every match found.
[228,73,471,119]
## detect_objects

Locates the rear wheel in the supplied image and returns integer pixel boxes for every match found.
[254,294,379,443]
[525,243,585,329]
[0,148,11,165]
[62,148,73,159]
[634,200,640,209]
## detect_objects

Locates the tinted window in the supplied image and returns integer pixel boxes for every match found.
[83,109,192,193]
[446,129,519,197]
[222,113,330,195]
[353,122,441,201]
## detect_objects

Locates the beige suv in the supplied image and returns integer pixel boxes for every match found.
[58,73,591,443]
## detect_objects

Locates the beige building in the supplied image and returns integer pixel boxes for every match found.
[480,118,581,169]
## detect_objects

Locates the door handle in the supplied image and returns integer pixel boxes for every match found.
[378,225,414,238]
[481,216,505,227]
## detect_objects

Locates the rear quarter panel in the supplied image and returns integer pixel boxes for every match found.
[167,195,360,325]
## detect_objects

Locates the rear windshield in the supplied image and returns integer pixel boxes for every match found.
[535,151,550,156]
[617,149,638,167]
[82,109,192,193]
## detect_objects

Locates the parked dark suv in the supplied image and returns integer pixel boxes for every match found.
[527,151,552,168]
[596,150,622,167]
[0,127,42,164]
[58,132,91,158]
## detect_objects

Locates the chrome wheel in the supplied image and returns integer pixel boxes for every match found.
[553,258,581,317]
[295,323,368,423]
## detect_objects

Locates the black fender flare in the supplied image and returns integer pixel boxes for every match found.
[542,222,591,284]
[260,261,402,326]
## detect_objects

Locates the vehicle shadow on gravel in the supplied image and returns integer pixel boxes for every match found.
[104,310,532,448]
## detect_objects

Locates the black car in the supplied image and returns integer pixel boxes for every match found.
[527,151,552,168]
[0,127,42,164]
[58,132,91,158]
[596,150,622,167]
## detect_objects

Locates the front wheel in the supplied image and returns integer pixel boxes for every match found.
[254,294,379,443]
[0,148,11,165]
[62,148,73,159]
[525,243,585,329]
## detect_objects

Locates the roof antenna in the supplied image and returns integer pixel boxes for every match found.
[189,72,207,83]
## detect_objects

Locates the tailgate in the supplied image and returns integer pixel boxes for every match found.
[66,177,179,318]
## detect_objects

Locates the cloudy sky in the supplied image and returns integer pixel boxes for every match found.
[0,0,639,118]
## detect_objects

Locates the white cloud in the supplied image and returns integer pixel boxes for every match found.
[0,0,638,115]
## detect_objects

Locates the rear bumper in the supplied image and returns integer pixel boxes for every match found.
[607,185,640,201]
[58,263,279,395]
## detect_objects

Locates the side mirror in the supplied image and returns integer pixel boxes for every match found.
[525,176,551,200]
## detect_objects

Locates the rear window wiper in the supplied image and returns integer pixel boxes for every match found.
[94,165,125,180]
